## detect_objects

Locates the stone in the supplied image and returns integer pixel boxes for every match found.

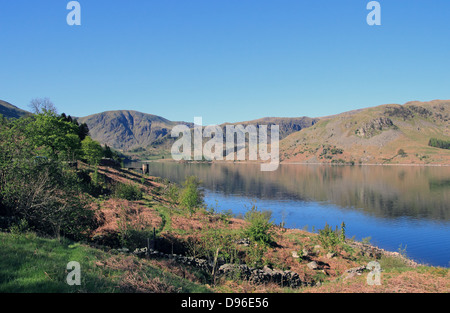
[326,252,335,259]
[307,261,319,270]
[292,251,300,258]
[262,265,273,275]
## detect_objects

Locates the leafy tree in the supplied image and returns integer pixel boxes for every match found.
[0,117,95,240]
[103,144,113,159]
[77,122,90,141]
[179,176,204,214]
[81,136,103,166]
[26,111,81,160]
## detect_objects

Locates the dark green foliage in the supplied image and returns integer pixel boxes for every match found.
[102,144,123,166]
[0,110,100,240]
[385,105,433,121]
[428,138,450,150]
[114,183,143,201]
[243,206,274,246]
[61,113,90,141]
[103,144,114,158]
[397,149,407,157]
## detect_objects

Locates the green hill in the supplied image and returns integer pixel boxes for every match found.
[0,100,31,119]
[280,100,450,165]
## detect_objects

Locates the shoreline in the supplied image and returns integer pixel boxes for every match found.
[140,159,450,167]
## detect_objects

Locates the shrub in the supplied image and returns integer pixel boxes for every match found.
[397,149,407,157]
[166,183,180,204]
[114,183,143,201]
[428,138,450,150]
[243,205,274,246]
[317,222,346,253]
[179,176,204,214]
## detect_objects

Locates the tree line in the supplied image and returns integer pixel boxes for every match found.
[428,138,450,150]
[0,99,121,240]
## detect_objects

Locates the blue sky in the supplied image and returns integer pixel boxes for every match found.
[0,0,449,124]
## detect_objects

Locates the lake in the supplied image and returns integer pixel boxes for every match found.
[129,161,450,267]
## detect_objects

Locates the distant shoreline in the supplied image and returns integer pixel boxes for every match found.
[138,159,450,167]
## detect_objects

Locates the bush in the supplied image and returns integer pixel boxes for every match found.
[166,183,180,204]
[114,183,143,201]
[179,176,204,214]
[397,149,407,157]
[317,222,346,253]
[428,138,450,150]
[243,206,274,246]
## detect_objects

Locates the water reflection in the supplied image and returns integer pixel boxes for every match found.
[136,162,450,222]
[126,161,450,266]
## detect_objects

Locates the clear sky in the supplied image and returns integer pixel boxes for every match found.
[0,0,449,124]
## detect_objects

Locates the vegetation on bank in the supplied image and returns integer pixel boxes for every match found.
[429,138,450,150]
[0,100,448,293]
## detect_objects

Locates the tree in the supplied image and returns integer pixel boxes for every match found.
[0,117,95,240]
[179,176,204,214]
[77,122,90,141]
[81,136,103,166]
[29,97,58,115]
[103,144,113,159]
[26,111,81,160]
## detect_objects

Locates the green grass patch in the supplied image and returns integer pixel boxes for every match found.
[0,232,210,293]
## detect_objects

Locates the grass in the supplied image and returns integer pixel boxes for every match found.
[0,231,210,293]
[0,232,113,293]
[2,164,448,294]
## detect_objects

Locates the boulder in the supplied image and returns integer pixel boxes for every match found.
[307,261,319,270]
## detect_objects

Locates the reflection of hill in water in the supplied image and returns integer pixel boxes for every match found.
[136,162,450,221]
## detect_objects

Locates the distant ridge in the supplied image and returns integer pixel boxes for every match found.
[280,99,450,165]
[2,98,449,164]
[0,100,31,119]
[78,110,318,158]
[77,110,193,152]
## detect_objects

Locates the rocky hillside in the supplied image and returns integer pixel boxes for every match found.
[223,116,319,140]
[280,100,450,165]
[77,110,193,152]
[0,100,31,119]
[79,111,318,159]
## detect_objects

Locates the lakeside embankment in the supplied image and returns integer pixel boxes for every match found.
[1,164,448,293]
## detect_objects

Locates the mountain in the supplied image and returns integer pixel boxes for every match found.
[223,116,319,139]
[280,100,450,164]
[78,111,318,159]
[3,97,448,164]
[77,110,192,153]
[0,100,31,119]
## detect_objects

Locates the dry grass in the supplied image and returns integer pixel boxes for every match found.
[93,198,162,237]
[302,269,450,293]
[101,255,180,293]
[86,163,450,294]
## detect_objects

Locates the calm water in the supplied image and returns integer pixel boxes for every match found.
[130,161,450,267]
